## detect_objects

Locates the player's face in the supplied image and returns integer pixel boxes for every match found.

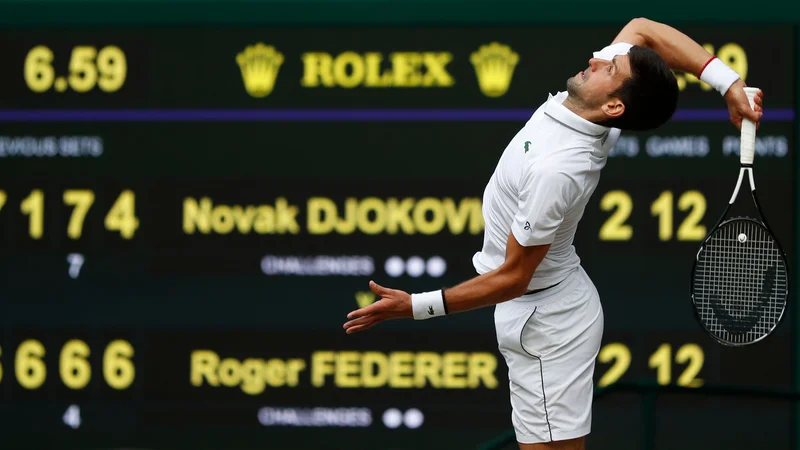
[566,55,632,110]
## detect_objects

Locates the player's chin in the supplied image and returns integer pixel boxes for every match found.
[566,76,582,91]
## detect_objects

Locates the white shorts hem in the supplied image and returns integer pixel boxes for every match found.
[515,426,591,444]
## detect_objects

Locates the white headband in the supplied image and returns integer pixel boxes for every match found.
[593,42,633,61]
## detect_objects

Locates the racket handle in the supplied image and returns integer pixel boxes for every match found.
[740,87,760,165]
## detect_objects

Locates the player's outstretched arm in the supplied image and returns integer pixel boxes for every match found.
[342,233,549,334]
[614,17,762,130]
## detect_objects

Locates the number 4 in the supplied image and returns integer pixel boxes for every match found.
[105,190,139,239]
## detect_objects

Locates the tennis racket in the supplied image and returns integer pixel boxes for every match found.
[691,87,789,346]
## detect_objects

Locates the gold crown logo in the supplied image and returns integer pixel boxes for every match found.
[470,42,519,98]
[236,43,284,98]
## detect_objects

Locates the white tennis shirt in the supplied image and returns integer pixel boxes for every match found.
[472,91,621,290]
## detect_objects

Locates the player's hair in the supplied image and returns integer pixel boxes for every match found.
[599,46,679,131]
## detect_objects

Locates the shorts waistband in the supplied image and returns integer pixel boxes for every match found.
[512,267,583,304]
[523,280,563,296]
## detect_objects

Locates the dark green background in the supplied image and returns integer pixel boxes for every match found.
[0,14,797,450]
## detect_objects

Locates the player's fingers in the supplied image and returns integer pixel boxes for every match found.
[342,315,375,330]
[345,320,379,334]
[754,92,763,107]
[742,106,760,122]
[346,302,381,319]
[369,280,395,297]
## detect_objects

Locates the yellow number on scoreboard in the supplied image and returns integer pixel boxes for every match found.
[105,190,139,239]
[16,340,46,389]
[63,190,95,239]
[651,191,674,241]
[597,342,631,387]
[24,46,55,92]
[24,45,127,93]
[675,343,704,387]
[601,190,706,242]
[651,190,707,241]
[20,189,44,239]
[104,340,135,389]
[649,343,704,387]
[598,191,633,241]
[68,46,99,93]
[60,340,92,389]
[97,46,127,92]
[676,191,707,241]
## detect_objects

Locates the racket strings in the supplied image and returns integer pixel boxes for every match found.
[693,219,787,345]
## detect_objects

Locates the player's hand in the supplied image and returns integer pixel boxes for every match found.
[343,280,412,334]
[724,79,763,130]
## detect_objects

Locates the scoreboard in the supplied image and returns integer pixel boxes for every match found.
[0,26,795,449]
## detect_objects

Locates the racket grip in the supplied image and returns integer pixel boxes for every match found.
[740,87,759,165]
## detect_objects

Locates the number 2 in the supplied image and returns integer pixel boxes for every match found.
[676,191,706,241]
[599,191,632,241]
[675,344,704,387]
[597,343,631,387]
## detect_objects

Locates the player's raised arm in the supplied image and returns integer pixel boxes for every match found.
[613,17,762,129]
[613,18,714,76]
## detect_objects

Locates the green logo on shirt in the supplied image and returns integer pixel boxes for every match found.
[524,141,531,152]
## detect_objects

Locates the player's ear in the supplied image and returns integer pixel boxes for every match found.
[602,98,625,119]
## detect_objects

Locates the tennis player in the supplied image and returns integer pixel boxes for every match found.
[344,18,763,449]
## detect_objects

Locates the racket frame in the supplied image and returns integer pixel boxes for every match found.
[690,165,790,346]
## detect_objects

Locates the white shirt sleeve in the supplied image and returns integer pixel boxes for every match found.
[511,166,577,247]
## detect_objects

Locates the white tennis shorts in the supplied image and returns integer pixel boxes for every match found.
[494,265,604,444]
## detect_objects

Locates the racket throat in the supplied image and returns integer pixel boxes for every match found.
[728,167,755,204]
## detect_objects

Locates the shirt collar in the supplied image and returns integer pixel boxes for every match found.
[543,91,610,139]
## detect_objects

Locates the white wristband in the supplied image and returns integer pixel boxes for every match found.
[411,290,448,320]
[699,57,740,96]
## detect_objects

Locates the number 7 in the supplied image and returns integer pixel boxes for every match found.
[67,253,85,279]
[64,190,95,239]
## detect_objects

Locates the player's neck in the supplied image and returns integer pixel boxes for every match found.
[563,95,604,125]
